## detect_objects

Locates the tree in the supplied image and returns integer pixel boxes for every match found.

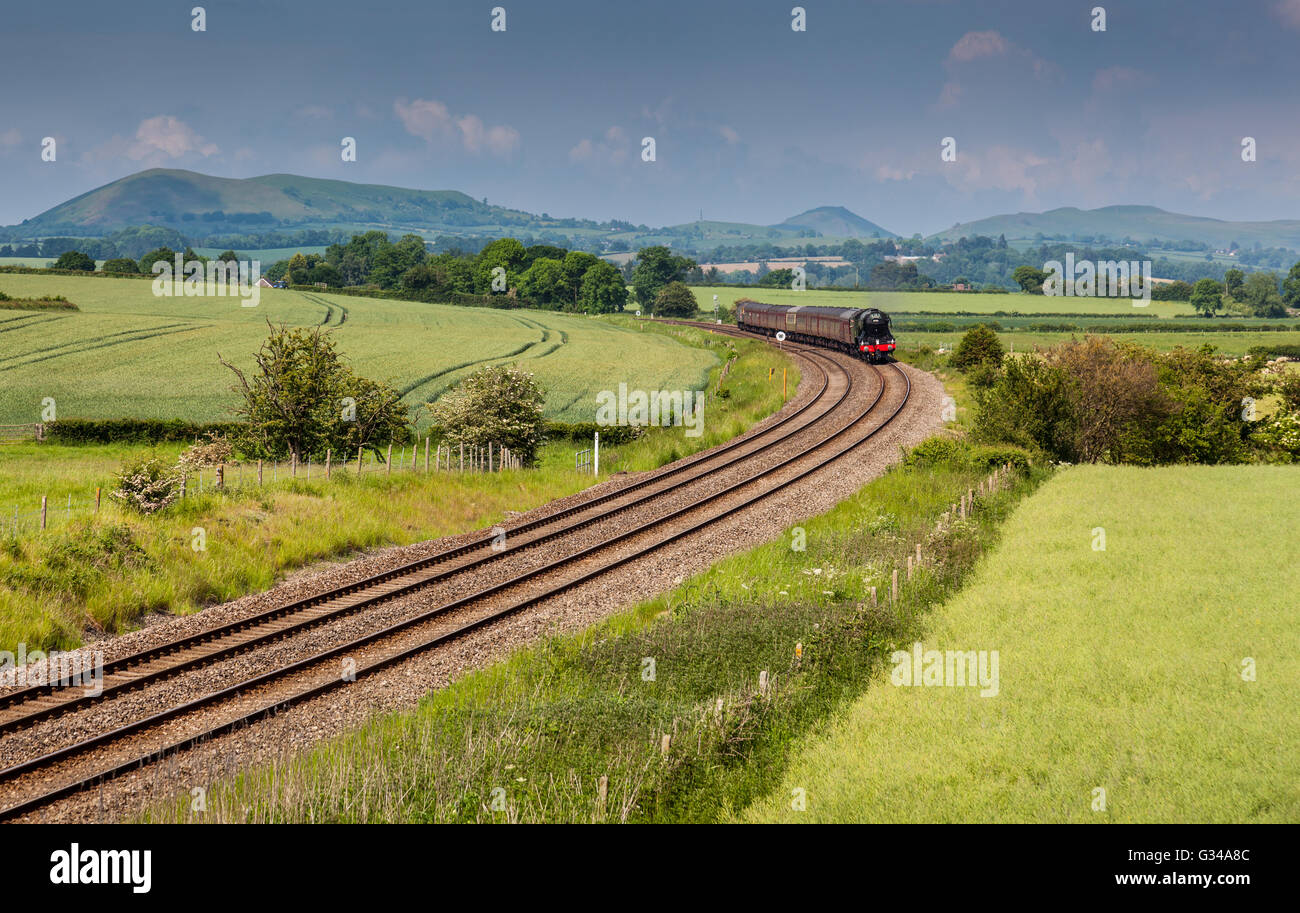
[102,257,139,274]
[972,356,1077,460]
[519,257,566,306]
[631,246,695,306]
[1224,268,1245,300]
[1240,271,1286,317]
[1282,261,1300,309]
[138,247,177,274]
[1044,337,1171,463]
[652,281,698,318]
[759,268,795,288]
[217,250,240,266]
[578,260,629,314]
[950,326,1005,371]
[475,238,527,294]
[1012,265,1048,293]
[1190,278,1223,317]
[53,250,95,271]
[219,323,409,461]
[427,364,547,464]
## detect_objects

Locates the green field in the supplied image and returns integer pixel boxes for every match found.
[743,465,1300,823]
[0,273,715,425]
[902,330,1300,356]
[692,286,1203,318]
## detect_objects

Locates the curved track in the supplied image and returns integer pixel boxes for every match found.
[0,331,910,822]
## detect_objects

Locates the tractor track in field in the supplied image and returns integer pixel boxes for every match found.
[0,326,944,823]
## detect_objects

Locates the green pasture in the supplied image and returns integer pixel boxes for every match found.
[743,465,1300,823]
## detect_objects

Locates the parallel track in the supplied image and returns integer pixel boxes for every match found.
[0,335,909,822]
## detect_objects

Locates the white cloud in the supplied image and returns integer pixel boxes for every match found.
[1276,0,1300,29]
[947,30,1009,64]
[569,126,631,166]
[719,125,741,144]
[876,164,916,182]
[394,98,518,157]
[127,116,218,161]
[0,128,21,147]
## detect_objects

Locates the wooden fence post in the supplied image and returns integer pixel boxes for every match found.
[870,586,877,607]
[357,447,363,476]
[460,443,465,472]
[325,449,332,480]
[891,569,899,604]
[40,495,47,530]
[216,464,224,489]
[424,437,430,473]
[257,459,263,486]
[386,443,392,475]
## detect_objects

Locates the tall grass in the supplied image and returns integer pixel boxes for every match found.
[141,458,1043,823]
[743,464,1300,823]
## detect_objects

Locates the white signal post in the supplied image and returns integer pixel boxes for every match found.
[594,431,599,475]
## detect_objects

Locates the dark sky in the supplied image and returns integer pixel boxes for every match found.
[3,0,1298,234]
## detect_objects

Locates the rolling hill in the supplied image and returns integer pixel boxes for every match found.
[776,205,897,239]
[17,169,547,236]
[930,204,1300,250]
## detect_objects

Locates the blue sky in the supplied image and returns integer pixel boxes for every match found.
[3,0,1299,234]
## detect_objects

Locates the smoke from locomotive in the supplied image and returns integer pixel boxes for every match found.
[733,300,896,363]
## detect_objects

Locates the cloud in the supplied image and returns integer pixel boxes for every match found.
[120,116,219,162]
[1091,66,1148,94]
[1276,0,1300,29]
[718,125,740,144]
[0,128,20,147]
[394,98,518,157]
[937,29,1058,108]
[456,115,520,156]
[946,30,1009,64]
[569,126,631,166]
[876,164,916,182]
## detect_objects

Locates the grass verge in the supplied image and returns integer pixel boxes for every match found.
[141,455,1045,822]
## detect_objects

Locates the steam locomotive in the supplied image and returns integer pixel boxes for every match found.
[734,299,896,363]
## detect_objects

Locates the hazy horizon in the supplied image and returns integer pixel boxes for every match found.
[4,0,1298,234]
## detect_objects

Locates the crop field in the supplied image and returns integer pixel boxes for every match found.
[692,286,1203,318]
[900,329,1300,356]
[743,464,1300,823]
[0,273,715,425]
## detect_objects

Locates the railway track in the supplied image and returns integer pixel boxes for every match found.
[0,338,910,822]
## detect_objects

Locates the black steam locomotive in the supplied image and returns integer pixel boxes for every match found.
[734,299,896,363]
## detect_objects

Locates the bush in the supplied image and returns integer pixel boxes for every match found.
[902,436,971,470]
[967,445,1032,472]
[110,458,181,514]
[545,421,640,445]
[46,418,246,445]
[653,281,698,318]
[52,250,95,271]
[950,325,1005,371]
[102,257,140,274]
[428,364,547,464]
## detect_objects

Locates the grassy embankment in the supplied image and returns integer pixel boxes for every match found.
[0,321,796,653]
[743,464,1300,823]
[143,454,1044,823]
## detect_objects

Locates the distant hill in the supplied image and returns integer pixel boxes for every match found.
[777,206,897,239]
[17,168,545,236]
[930,205,1300,251]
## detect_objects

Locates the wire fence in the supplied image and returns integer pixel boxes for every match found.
[2,439,536,540]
